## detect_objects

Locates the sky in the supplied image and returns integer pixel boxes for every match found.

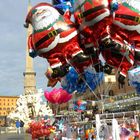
[1,0,140,96]
[0,0,57,96]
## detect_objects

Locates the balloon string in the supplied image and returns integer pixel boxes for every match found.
[94,39,127,99]
[94,40,107,98]
[89,52,105,96]
[79,75,100,100]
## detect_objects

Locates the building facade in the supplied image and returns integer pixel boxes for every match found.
[0,96,19,126]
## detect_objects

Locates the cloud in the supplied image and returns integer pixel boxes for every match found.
[0,0,54,96]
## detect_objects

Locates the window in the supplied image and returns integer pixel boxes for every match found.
[109,90,114,96]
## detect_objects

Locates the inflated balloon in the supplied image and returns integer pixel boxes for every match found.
[73,0,114,47]
[73,0,138,84]
[111,1,140,65]
[53,0,74,13]
[104,1,140,84]
[77,99,87,106]
[61,67,104,94]
[27,120,55,139]
[61,67,86,93]
[102,1,140,83]
[44,88,72,104]
[25,2,90,80]
[128,67,140,94]
[74,99,87,112]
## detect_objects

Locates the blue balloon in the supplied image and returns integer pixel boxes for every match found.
[53,0,74,13]
[61,67,104,94]
[111,1,119,13]
[79,105,86,111]
[55,0,70,2]
[130,81,140,94]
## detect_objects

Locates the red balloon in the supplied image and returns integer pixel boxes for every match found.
[44,88,72,104]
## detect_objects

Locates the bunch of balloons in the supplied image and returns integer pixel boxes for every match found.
[27,119,55,139]
[61,67,104,94]
[24,0,140,87]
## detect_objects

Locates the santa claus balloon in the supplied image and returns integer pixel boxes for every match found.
[24,2,90,79]
[73,0,136,84]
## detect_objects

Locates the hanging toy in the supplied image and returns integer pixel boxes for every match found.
[24,2,90,79]
[73,0,135,85]
[110,0,140,76]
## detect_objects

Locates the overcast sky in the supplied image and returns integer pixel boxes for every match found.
[0,0,58,96]
[1,0,139,96]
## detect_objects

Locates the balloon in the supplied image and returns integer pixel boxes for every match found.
[128,67,140,94]
[61,67,104,94]
[25,1,140,87]
[77,99,87,106]
[120,127,131,137]
[73,0,140,84]
[74,99,87,111]
[53,0,74,13]
[25,2,90,81]
[44,88,72,104]
[27,120,55,139]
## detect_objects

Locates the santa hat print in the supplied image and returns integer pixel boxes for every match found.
[24,2,52,28]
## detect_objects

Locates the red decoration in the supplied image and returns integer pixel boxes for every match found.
[27,119,55,139]
[44,88,72,104]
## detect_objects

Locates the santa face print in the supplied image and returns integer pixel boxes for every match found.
[32,6,60,31]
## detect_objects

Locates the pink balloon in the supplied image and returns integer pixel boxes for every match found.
[44,88,72,104]
[44,91,55,103]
